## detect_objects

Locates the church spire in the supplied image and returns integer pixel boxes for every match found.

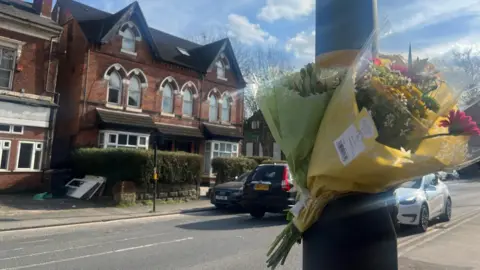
[408,43,413,71]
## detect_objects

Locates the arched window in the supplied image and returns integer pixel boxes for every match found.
[221,96,231,122]
[108,71,122,104]
[122,28,136,53]
[127,76,141,107]
[182,90,193,116]
[216,60,225,79]
[209,95,218,122]
[162,84,174,113]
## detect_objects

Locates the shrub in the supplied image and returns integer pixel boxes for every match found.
[246,156,272,164]
[211,157,257,185]
[261,160,288,164]
[71,148,202,194]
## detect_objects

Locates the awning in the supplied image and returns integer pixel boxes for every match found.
[203,123,243,140]
[156,123,204,139]
[96,108,156,131]
[0,94,57,108]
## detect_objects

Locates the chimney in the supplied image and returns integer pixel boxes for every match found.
[33,0,53,18]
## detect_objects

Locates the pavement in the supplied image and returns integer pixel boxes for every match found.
[0,181,479,269]
[0,187,212,231]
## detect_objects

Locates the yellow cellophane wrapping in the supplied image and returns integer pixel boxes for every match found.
[292,68,469,233]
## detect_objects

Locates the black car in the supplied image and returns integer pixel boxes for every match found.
[241,163,297,219]
[210,172,251,209]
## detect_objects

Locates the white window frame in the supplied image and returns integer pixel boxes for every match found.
[119,22,141,56]
[0,140,11,171]
[107,71,123,105]
[204,140,239,175]
[0,46,17,90]
[0,124,23,134]
[98,130,149,149]
[127,76,142,108]
[15,141,43,172]
[216,60,226,80]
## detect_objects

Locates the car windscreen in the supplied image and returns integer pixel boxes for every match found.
[235,172,250,182]
[400,178,422,189]
[250,165,285,182]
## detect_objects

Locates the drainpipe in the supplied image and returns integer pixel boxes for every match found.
[82,48,91,119]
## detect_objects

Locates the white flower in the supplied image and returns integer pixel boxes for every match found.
[400,129,409,136]
[384,113,395,128]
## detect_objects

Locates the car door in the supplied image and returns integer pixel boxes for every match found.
[423,174,442,216]
[432,176,445,216]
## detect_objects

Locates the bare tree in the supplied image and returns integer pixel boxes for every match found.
[187,28,294,117]
[451,47,480,107]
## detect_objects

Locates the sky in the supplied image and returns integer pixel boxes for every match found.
[50,0,480,67]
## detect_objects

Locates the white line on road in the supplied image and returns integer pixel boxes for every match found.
[397,207,480,248]
[18,239,50,244]
[0,233,167,261]
[398,211,480,257]
[0,237,194,270]
[0,249,22,254]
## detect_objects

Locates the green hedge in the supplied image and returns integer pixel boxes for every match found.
[211,157,257,185]
[71,148,202,194]
[261,160,288,164]
[246,156,272,164]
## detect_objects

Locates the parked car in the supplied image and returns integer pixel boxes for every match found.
[241,163,296,219]
[395,173,452,232]
[210,172,251,209]
[437,171,459,181]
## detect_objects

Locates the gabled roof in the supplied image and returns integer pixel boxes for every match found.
[59,0,245,86]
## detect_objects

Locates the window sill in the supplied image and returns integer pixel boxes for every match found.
[121,49,137,56]
[217,77,228,81]
[106,103,123,110]
[126,107,142,113]
[182,115,194,119]
[161,112,175,117]
[13,169,41,173]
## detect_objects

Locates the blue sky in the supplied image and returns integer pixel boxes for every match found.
[54,0,480,66]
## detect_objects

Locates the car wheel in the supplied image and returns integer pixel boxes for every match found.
[250,209,266,219]
[439,197,452,222]
[418,204,429,233]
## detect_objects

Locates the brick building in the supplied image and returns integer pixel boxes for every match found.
[0,0,62,192]
[51,0,245,179]
[243,110,283,160]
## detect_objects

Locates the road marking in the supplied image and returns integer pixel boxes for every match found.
[0,233,167,261]
[398,211,480,257]
[18,239,50,244]
[0,237,193,270]
[0,248,22,254]
[397,207,480,248]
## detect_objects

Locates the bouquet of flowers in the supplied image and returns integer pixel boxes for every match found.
[256,42,480,269]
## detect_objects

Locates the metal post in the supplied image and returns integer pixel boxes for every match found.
[152,137,158,213]
[303,0,398,269]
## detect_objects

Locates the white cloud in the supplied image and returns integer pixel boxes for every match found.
[388,0,480,34]
[285,30,315,59]
[227,14,278,45]
[257,0,314,22]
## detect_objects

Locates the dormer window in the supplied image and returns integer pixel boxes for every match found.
[216,60,226,80]
[177,47,190,56]
[119,22,141,55]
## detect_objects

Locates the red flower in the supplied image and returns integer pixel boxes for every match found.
[373,58,382,66]
[391,64,408,74]
[439,110,480,135]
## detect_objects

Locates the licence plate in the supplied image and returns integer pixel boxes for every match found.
[254,184,270,191]
[215,195,228,200]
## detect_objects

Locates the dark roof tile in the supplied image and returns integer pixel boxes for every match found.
[156,123,204,138]
[203,123,243,140]
[0,0,62,31]
[96,108,156,130]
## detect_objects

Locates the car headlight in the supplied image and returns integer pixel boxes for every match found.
[399,196,417,205]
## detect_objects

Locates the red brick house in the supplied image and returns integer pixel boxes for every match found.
[51,0,245,179]
[0,0,62,192]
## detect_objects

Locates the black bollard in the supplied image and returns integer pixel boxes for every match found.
[302,191,398,270]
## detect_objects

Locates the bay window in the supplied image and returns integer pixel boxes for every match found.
[204,140,239,175]
[98,131,149,149]
[16,141,42,171]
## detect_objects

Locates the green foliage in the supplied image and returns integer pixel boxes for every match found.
[261,160,288,164]
[422,95,440,113]
[246,156,272,164]
[211,157,257,185]
[71,148,202,194]
[282,63,345,97]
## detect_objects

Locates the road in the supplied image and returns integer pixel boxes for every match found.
[0,181,479,270]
